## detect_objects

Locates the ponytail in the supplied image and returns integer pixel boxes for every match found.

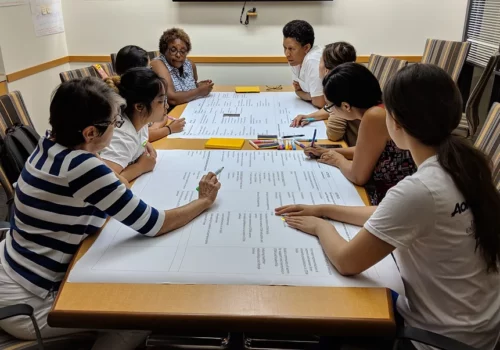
[437,136,500,272]
[103,67,165,120]
[104,75,121,93]
[384,64,500,273]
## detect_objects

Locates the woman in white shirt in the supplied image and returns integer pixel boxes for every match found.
[101,67,166,184]
[275,64,500,349]
[282,20,325,108]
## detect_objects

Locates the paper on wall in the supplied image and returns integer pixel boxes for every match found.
[29,0,64,37]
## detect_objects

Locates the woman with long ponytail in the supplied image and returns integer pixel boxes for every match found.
[275,64,500,349]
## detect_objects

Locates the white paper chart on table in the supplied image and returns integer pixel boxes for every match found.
[69,150,403,294]
[168,92,328,139]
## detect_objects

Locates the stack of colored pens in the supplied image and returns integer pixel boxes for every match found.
[248,139,305,150]
[248,139,280,149]
[249,131,317,150]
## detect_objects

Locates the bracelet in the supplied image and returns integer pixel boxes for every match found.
[166,125,172,135]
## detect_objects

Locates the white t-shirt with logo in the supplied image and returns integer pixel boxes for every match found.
[290,45,324,98]
[365,155,500,350]
[100,115,149,168]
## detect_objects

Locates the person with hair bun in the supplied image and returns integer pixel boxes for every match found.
[100,67,169,183]
[290,41,360,146]
[276,64,500,349]
[114,45,186,142]
[151,28,213,107]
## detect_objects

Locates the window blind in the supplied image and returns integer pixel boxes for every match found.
[465,0,500,67]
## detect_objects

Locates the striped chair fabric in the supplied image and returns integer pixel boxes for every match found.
[367,54,408,89]
[474,103,500,191]
[0,91,35,138]
[110,50,160,72]
[421,39,471,82]
[0,91,36,203]
[59,63,114,83]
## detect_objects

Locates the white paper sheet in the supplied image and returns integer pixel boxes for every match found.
[68,151,403,294]
[29,0,64,37]
[169,92,328,139]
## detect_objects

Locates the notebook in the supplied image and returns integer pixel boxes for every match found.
[205,138,245,150]
[235,86,260,93]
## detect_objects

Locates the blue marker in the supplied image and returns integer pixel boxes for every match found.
[311,129,317,147]
[309,129,318,159]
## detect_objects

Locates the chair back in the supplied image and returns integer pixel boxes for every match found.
[474,102,500,191]
[0,91,35,138]
[59,63,114,83]
[421,39,471,82]
[464,52,500,137]
[0,91,36,209]
[367,54,408,89]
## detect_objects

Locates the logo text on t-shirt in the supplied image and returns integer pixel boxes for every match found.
[451,201,469,217]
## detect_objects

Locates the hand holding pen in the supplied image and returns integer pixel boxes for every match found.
[197,168,223,204]
[290,115,316,127]
[196,167,224,191]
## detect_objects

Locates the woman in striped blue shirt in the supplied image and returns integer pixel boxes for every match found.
[0,77,221,348]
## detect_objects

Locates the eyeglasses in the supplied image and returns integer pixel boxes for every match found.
[323,103,335,113]
[168,47,187,56]
[265,85,283,91]
[94,113,125,129]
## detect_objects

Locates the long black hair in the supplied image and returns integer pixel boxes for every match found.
[384,63,500,273]
[105,67,165,120]
[50,77,124,148]
[323,63,382,109]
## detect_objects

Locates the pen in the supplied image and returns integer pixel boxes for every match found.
[310,129,317,147]
[166,115,177,121]
[303,118,316,123]
[252,140,277,144]
[249,140,259,149]
[294,140,306,149]
[282,134,305,139]
[259,142,279,149]
[196,167,224,191]
[309,129,318,159]
[295,138,313,142]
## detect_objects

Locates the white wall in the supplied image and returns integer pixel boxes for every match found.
[0,4,69,132]
[62,0,468,56]
[0,0,470,132]
[62,0,468,85]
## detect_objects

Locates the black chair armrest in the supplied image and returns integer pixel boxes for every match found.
[0,220,10,231]
[0,304,34,321]
[0,304,44,349]
[397,326,479,350]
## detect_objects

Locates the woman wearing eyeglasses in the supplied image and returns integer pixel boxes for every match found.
[305,63,416,205]
[0,77,221,348]
[100,67,167,184]
[151,28,213,107]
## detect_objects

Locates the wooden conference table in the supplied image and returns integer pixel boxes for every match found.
[49,86,395,337]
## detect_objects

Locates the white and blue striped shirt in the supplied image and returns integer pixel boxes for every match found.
[0,137,165,298]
